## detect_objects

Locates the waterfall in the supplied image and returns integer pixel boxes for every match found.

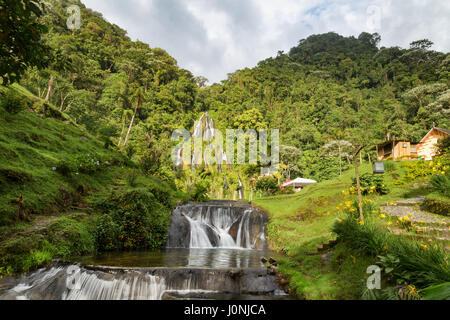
[63,270,167,300]
[0,201,287,301]
[238,176,244,199]
[167,201,268,250]
[0,263,284,300]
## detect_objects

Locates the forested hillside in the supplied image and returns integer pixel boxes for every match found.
[197,33,449,180]
[8,0,450,184]
[17,0,201,183]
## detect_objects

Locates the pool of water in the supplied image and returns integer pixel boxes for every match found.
[70,248,281,269]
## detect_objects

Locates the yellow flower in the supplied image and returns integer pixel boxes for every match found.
[387,222,392,226]
[359,221,365,226]
[420,244,428,250]
[338,219,343,224]
[379,214,386,219]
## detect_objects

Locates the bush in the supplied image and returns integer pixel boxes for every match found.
[148,180,177,208]
[126,169,139,187]
[278,186,295,195]
[351,173,389,195]
[436,137,450,156]
[56,153,107,177]
[0,216,95,276]
[0,89,29,115]
[189,181,210,202]
[395,157,450,185]
[94,189,171,251]
[56,158,77,177]
[338,199,379,220]
[423,197,450,217]
[430,174,450,197]
[255,175,279,195]
[333,217,450,290]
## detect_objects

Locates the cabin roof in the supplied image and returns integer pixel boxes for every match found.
[419,127,450,144]
[435,127,450,135]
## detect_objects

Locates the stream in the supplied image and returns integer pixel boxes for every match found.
[0,201,290,300]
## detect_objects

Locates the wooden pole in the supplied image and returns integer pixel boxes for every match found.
[354,146,365,222]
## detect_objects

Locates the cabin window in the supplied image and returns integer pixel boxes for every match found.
[403,143,408,148]
[411,145,417,153]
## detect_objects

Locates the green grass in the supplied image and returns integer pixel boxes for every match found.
[0,84,188,278]
[423,193,450,217]
[0,212,96,276]
[0,84,127,225]
[253,162,441,299]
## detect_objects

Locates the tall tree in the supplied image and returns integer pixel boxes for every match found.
[0,0,51,85]
[122,88,144,152]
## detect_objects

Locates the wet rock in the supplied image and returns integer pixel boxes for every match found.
[0,263,287,300]
[167,201,268,249]
[166,209,190,248]
[268,258,277,266]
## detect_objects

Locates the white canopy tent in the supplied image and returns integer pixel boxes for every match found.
[282,178,318,189]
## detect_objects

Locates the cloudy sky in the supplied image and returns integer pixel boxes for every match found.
[82,0,449,84]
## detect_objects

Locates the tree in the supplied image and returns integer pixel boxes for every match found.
[194,76,209,88]
[279,145,302,179]
[122,88,144,152]
[0,0,51,85]
[410,39,434,51]
[323,140,353,176]
[233,108,267,131]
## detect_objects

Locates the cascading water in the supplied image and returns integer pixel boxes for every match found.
[166,201,267,250]
[0,201,288,300]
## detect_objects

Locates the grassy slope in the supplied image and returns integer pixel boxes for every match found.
[0,88,123,224]
[253,162,437,299]
[0,85,184,277]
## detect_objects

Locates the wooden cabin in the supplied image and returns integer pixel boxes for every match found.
[416,127,450,160]
[376,140,419,161]
[376,126,449,161]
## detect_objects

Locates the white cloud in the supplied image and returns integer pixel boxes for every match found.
[82,0,450,83]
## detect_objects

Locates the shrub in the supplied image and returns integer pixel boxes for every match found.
[278,186,295,195]
[125,169,139,187]
[395,157,450,185]
[430,174,450,197]
[189,181,210,202]
[436,137,450,156]
[333,217,450,290]
[94,189,171,251]
[0,89,29,115]
[56,153,107,177]
[255,175,279,195]
[338,199,379,220]
[423,198,450,217]
[56,158,77,177]
[75,154,100,174]
[148,181,177,208]
[351,173,389,195]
